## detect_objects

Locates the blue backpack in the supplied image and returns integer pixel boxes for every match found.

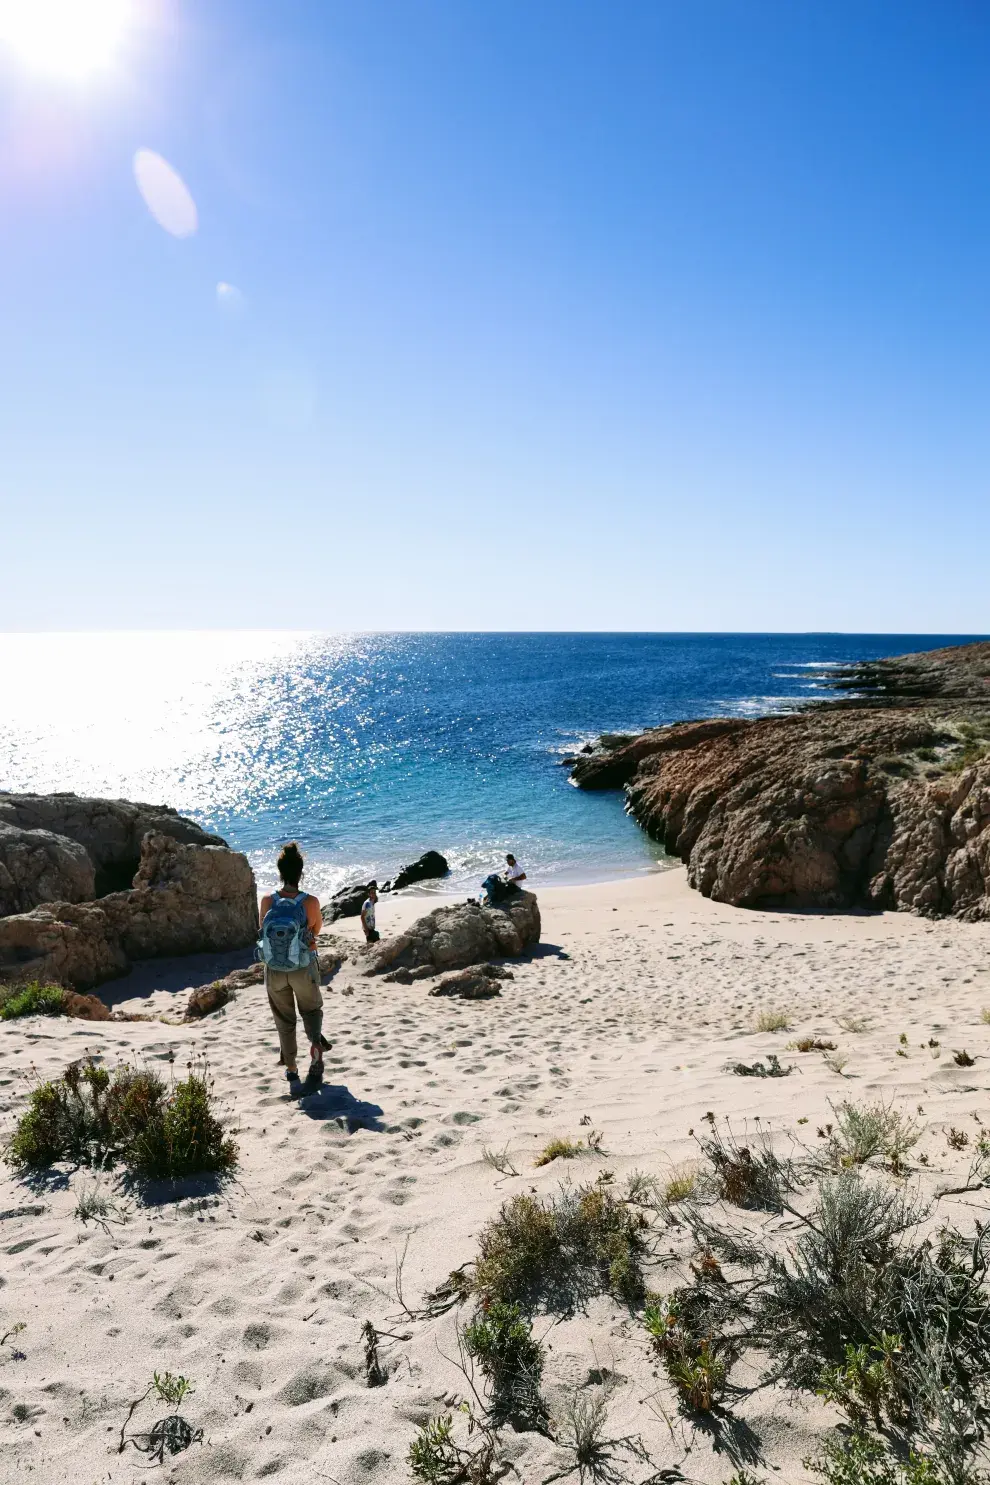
[259,892,312,971]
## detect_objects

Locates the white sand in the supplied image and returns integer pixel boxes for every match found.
[2,867,989,1482]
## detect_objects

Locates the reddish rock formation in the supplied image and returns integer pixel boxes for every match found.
[572,642,990,920]
[0,832,258,989]
[364,892,541,976]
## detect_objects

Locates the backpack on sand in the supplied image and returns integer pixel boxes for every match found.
[259,892,312,971]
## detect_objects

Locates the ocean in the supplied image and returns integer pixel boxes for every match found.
[0,632,983,898]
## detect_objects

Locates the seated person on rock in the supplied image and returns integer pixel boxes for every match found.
[504,853,526,886]
[259,842,325,1093]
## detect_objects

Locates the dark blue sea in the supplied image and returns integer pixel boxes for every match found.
[0,632,983,897]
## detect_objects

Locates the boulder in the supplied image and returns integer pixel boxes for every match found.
[0,791,225,897]
[99,833,258,960]
[364,892,540,976]
[322,881,373,924]
[0,834,258,989]
[0,902,128,989]
[0,824,95,916]
[61,990,112,1021]
[429,963,514,999]
[383,850,449,892]
[186,980,234,1019]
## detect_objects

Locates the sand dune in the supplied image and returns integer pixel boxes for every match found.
[2,868,989,1483]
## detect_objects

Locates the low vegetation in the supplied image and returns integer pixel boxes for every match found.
[827,1097,921,1173]
[0,981,66,1021]
[462,1300,543,1420]
[534,1137,583,1167]
[473,1181,647,1309]
[3,1057,237,1180]
[754,1006,792,1033]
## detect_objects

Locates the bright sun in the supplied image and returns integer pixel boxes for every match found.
[0,0,132,79]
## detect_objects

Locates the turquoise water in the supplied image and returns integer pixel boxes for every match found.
[0,631,983,897]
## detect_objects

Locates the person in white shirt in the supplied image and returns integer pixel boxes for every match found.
[361,882,380,943]
[504,854,526,885]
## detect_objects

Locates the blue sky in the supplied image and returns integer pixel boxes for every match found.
[1,0,988,632]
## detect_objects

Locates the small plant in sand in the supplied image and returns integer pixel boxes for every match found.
[4,1057,237,1180]
[827,1098,921,1173]
[664,1162,700,1204]
[837,1014,872,1034]
[694,1117,798,1212]
[805,1430,939,1485]
[74,1176,130,1231]
[644,1293,728,1412]
[550,1379,618,1471]
[815,1333,906,1428]
[473,1181,647,1310]
[789,1037,838,1053]
[953,1049,976,1068]
[118,1371,201,1464]
[462,1300,544,1420]
[823,1052,850,1076]
[534,1137,583,1167]
[0,982,66,1021]
[981,1009,990,1026]
[1,1321,26,1347]
[407,1411,498,1484]
[730,1053,793,1078]
[754,1006,792,1033]
[946,1127,970,1152]
[481,1144,519,1177]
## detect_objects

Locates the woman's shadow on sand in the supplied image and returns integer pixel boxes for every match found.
[296,1082,386,1132]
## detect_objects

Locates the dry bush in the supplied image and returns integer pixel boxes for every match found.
[754,1007,792,1033]
[694,1118,799,1212]
[790,1037,838,1053]
[535,1137,583,1167]
[473,1182,647,1310]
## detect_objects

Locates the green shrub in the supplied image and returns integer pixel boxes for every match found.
[463,1300,544,1418]
[0,982,66,1021]
[816,1333,906,1428]
[828,1098,921,1173]
[3,1059,236,1180]
[125,1072,237,1179]
[805,1430,938,1485]
[474,1182,646,1310]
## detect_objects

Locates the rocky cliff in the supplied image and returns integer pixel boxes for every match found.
[0,794,257,988]
[572,642,990,919]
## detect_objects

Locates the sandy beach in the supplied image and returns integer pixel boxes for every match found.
[2,866,989,1483]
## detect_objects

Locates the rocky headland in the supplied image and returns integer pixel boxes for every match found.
[0,793,258,989]
[572,640,990,918]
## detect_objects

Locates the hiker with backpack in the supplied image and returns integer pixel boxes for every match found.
[258,842,325,1093]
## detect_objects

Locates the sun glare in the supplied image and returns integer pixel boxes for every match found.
[0,0,132,79]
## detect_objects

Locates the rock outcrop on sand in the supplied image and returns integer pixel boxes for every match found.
[322,881,374,924]
[0,791,224,900]
[573,642,990,919]
[364,891,541,976]
[428,963,514,998]
[0,823,258,990]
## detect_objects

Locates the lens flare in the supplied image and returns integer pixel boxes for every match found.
[0,0,132,79]
[133,148,198,238]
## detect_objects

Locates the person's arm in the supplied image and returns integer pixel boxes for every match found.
[260,893,273,922]
[305,895,322,943]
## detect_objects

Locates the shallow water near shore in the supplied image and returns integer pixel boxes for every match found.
[0,630,984,898]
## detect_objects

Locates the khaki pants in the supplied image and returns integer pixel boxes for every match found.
[265,961,323,1068]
